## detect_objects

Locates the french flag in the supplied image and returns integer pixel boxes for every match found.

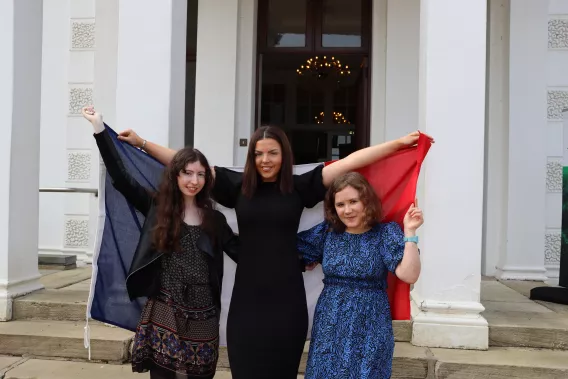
[86,125,431,349]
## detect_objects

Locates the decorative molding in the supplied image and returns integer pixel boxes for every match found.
[71,21,95,49]
[546,161,563,192]
[0,274,44,321]
[495,266,548,281]
[545,232,561,265]
[549,19,568,49]
[67,151,91,181]
[547,90,568,120]
[69,87,93,115]
[546,266,560,280]
[64,218,89,248]
[411,294,488,350]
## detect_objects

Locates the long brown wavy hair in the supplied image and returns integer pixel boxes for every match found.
[242,126,295,198]
[324,172,383,233]
[153,147,215,253]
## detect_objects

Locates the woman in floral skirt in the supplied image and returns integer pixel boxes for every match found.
[82,106,238,379]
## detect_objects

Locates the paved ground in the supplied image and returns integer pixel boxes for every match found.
[2,268,568,378]
[0,358,304,379]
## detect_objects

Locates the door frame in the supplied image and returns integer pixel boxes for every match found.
[254,0,373,149]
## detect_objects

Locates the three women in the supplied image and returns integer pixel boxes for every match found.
[116,124,428,378]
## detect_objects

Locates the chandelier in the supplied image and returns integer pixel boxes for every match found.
[296,56,351,80]
[314,111,351,125]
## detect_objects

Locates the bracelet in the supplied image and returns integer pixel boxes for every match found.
[403,235,419,244]
[140,139,147,150]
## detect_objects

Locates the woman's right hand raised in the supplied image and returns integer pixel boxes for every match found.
[117,129,144,148]
[81,106,104,133]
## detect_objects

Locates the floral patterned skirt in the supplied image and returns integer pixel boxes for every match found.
[131,289,219,377]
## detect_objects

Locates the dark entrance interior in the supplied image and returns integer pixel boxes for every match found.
[257,0,372,164]
[185,1,198,147]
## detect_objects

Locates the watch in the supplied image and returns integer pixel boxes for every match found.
[404,235,419,244]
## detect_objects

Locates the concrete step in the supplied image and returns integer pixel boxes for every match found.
[4,344,568,378]
[12,289,413,341]
[0,360,284,379]
[393,319,412,342]
[482,279,568,350]
[38,254,77,270]
[0,320,133,362]
[430,346,568,378]
[13,289,88,321]
[487,314,568,350]
[39,267,92,290]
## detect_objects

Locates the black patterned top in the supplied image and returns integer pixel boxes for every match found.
[160,223,213,308]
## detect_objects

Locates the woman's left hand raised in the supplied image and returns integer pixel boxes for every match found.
[403,199,424,234]
[81,106,104,133]
[398,131,435,147]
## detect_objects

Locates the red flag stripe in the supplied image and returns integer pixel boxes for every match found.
[325,134,431,320]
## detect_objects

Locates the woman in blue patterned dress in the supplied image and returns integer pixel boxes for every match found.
[298,172,423,379]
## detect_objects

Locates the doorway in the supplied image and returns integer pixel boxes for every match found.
[185,0,198,147]
[256,0,372,164]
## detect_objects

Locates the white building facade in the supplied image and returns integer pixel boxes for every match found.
[1,0,568,351]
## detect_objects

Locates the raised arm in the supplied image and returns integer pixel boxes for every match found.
[321,131,434,187]
[82,106,153,216]
[393,201,423,284]
[116,129,177,166]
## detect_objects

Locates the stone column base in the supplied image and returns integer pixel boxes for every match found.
[495,266,548,281]
[0,274,44,321]
[411,298,488,350]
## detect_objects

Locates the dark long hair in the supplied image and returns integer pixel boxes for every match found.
[153,147,215,253]
[242,126,294,198]
[324,172,383,233]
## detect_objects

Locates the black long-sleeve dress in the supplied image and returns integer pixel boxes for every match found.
[213,166,327,379]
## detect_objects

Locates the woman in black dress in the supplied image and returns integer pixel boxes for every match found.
[117,126,431,378]
[82,107,239,379]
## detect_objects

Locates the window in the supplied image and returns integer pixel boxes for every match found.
[259,0,370,53]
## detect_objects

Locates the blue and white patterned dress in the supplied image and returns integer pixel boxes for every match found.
[297,221,405,379]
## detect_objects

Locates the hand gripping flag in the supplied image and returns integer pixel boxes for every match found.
[86,126,431,351]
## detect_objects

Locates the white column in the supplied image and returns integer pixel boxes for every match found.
[94,0,118,127]
[0,0,44,321]
[495,0,548,281]
[384,0,420,141]
[66,0,97,263]
[234,0,258,166]
[115,0,187,149]
[38,0,69,260]
[193,0,240,166]
[411,0,488,350]
[369,0,387,145]
[483,0,510,277]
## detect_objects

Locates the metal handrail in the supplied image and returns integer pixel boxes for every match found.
[39,187,98,197]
